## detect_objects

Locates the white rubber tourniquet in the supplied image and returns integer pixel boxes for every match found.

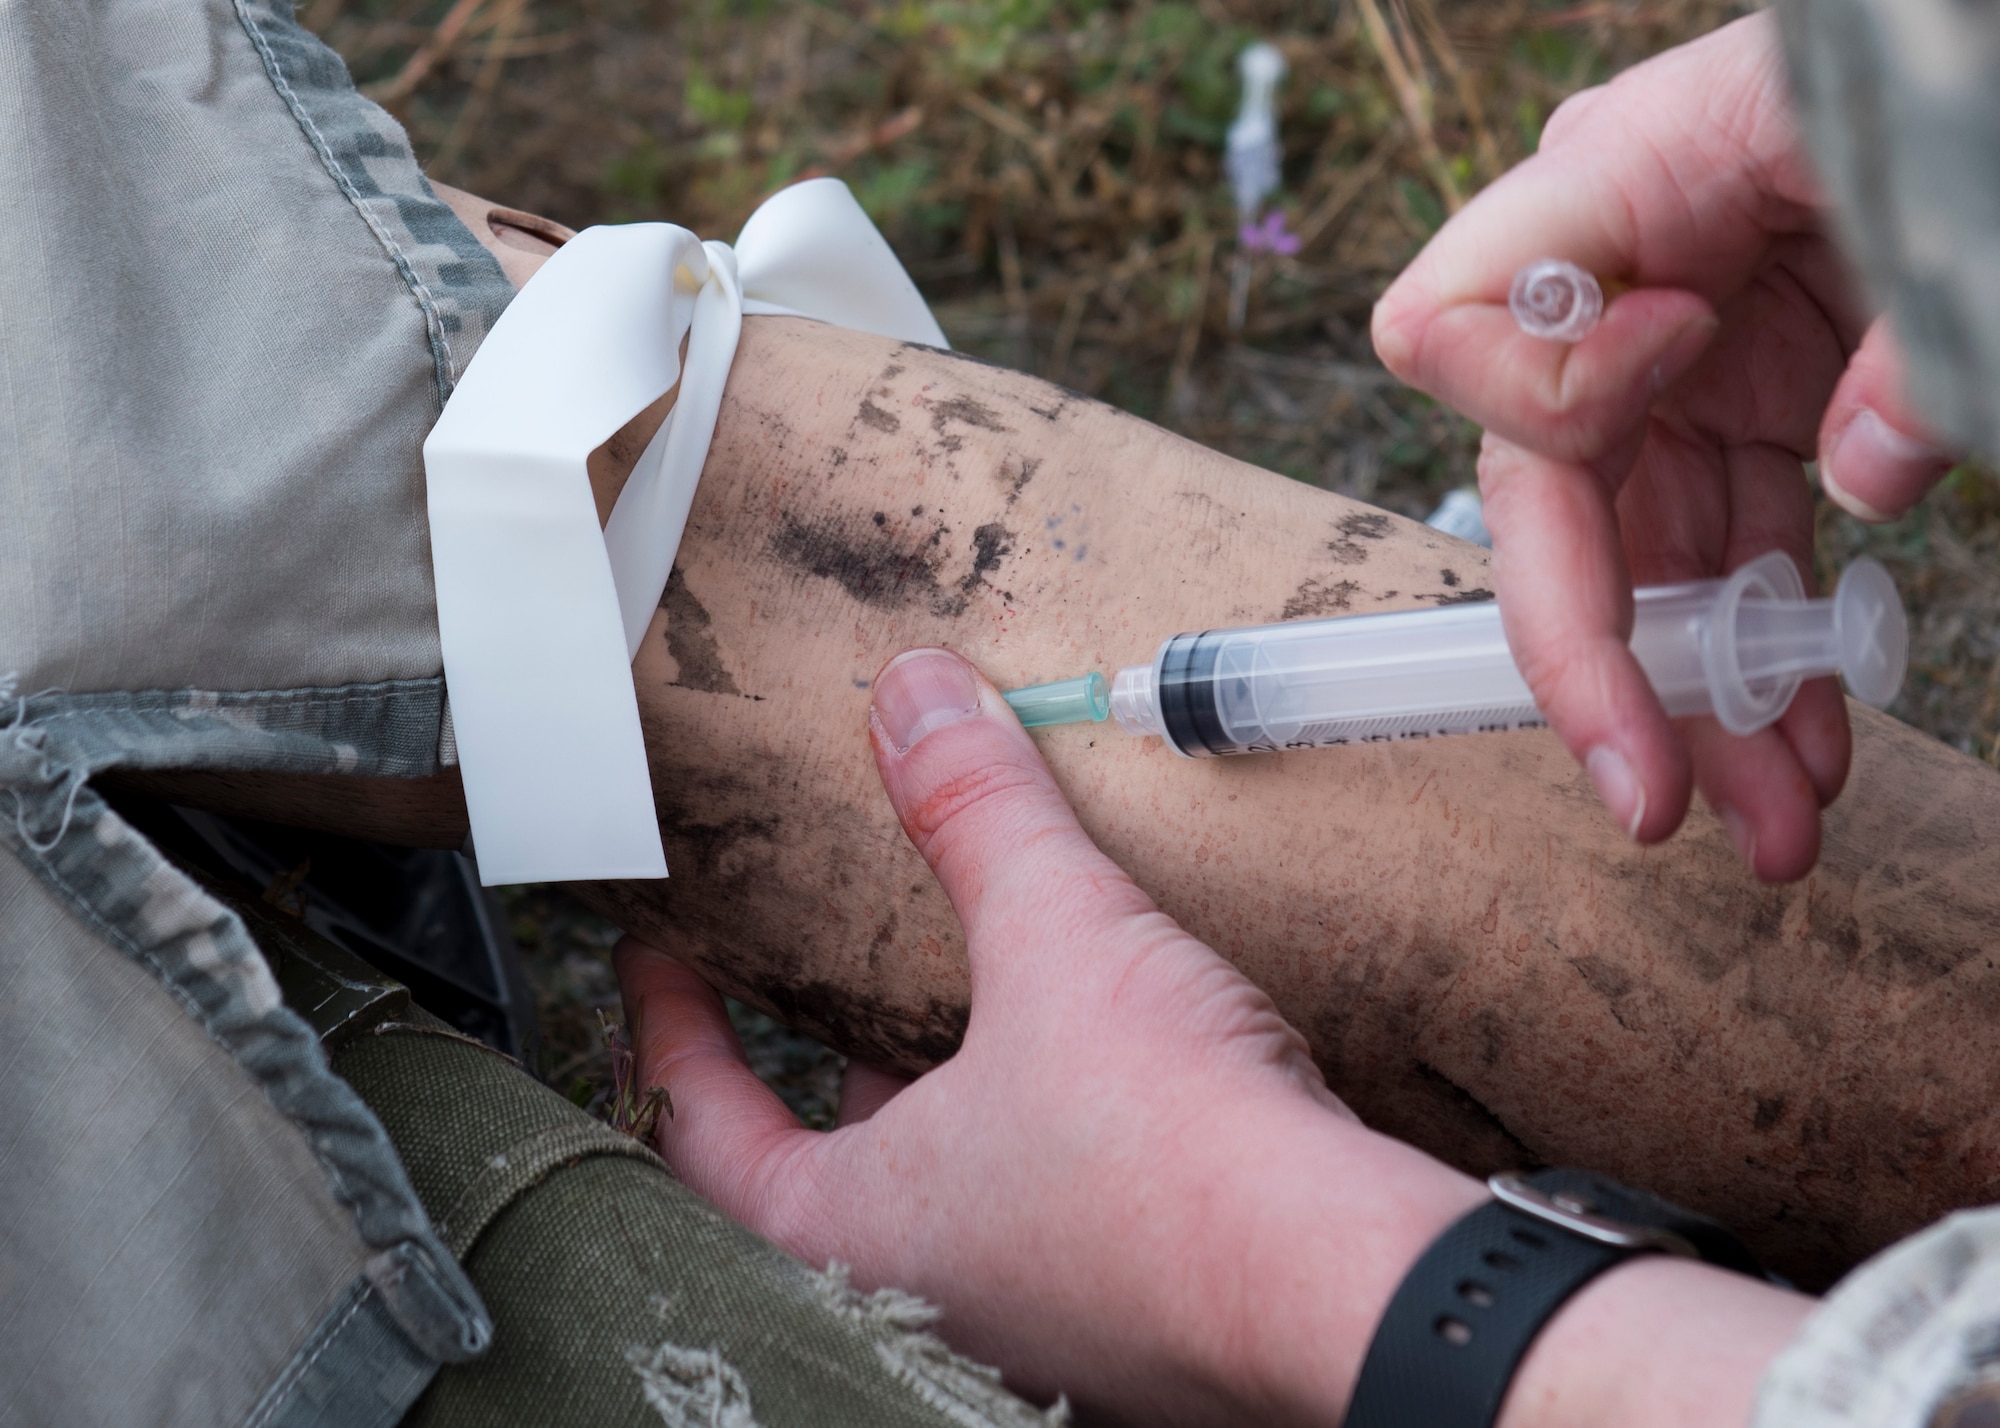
[424,178,947,885]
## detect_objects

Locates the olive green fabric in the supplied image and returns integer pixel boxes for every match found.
[334,1018,1064,1428]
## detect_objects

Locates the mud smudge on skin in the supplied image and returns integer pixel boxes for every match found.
[960,522,1015,596]
[1323,511,1394,566]
[1177,489,1241,519]
[1441,569,1461,588]
[769,512,1013,618]
[998,454,1040,505]
[771,512,947,611]
[651,774,781,883]
[895,340,1009,372]
[1420,588,1495,606]
[930,395,1009,434]
[890,341,1120,425]
[1281,576,1361,620]
[928,394,1011,453]
[660,566,743,697]
[772,506,944,608]
[856,398,901,433]
[867,910,897,973]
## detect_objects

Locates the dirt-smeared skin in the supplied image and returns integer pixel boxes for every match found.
[569,318,2000,1290]
[134,262,2000,1287]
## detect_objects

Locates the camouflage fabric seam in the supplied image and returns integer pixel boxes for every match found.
[0,698,490,1371]
[228,0,515,403]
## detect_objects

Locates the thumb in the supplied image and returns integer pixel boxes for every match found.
[867,648,1159,997]
[1819,316,1956,523]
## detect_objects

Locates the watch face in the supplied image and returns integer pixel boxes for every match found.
[1933,1383,2000,1428]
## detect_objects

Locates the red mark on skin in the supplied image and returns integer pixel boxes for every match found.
[1408,769,1438,806]
[902,762,1042,844]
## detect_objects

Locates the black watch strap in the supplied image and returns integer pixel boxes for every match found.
[1341,1169,1765,1428]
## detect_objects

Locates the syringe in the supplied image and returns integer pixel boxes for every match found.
[1001,553,1907,758]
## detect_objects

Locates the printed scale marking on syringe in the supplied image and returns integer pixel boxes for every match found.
[1270,706,1550,751]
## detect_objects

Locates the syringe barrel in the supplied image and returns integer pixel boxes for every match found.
[1127,554,1905,758]
[1147,601,1542,756]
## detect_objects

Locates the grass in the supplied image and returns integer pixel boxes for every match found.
[308,0,2000,1107]
[311,0,1758,510]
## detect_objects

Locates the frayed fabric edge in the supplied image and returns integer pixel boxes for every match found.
[625,1340,763,1428]
[810,1264,1071,1428]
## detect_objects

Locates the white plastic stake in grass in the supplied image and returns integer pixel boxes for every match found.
[1227,43,1288,223]
[1227,42,1290,332]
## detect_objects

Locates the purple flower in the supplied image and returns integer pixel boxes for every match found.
[1239,210,1301,256]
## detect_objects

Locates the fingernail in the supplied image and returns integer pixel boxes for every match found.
[1586,746,1648,840]
[872,648,982,754]
[1821,408,1942,523]
[1717,805,1757,867]
[1648,315,1719,396]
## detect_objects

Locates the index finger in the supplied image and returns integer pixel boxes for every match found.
[1480,433,1693,842]
[1373,16,1809,460]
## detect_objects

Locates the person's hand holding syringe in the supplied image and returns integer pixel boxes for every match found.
[1356,16,1960,881]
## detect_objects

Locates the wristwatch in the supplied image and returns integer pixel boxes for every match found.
[1341,1168,1769,1428]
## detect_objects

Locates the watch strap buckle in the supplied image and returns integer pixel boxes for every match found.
[1487,1172,1700,1259]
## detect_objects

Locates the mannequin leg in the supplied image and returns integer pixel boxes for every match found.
[124,240,2000,1289]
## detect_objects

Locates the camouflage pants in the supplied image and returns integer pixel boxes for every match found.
[344,1012,1060,1428]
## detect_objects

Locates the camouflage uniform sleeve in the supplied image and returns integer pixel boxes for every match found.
[1777,0,2000,462]
[1754,1207,2000,1428]
[1762,4,2000,1421]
